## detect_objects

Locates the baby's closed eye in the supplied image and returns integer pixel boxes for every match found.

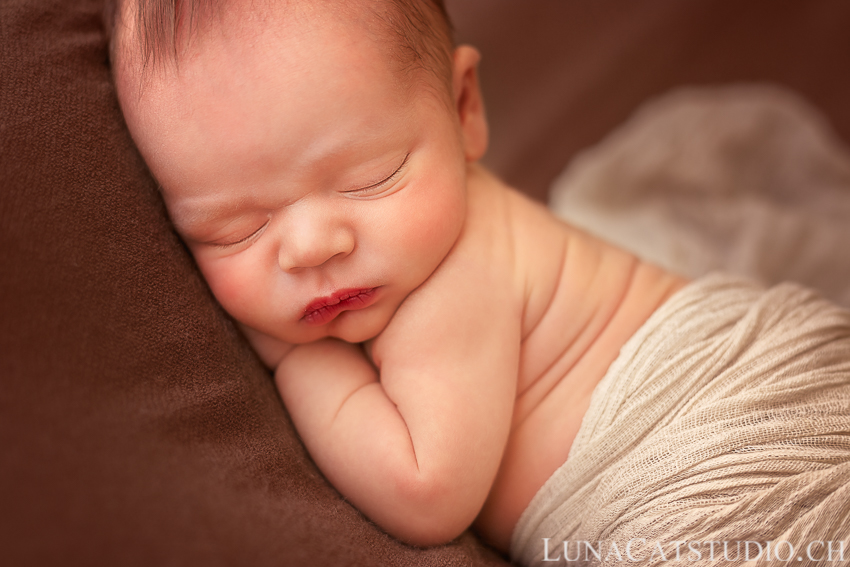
[177,213,272,251]
[342,153,409,198]
[209,220,270,249]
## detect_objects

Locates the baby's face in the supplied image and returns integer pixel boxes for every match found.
[117,9,475,344]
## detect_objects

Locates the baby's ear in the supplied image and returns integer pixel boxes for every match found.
[451,45,488,162]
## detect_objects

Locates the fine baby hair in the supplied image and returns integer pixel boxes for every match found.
[105,0,455,93]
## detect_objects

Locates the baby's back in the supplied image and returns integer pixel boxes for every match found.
[463,165,687,551]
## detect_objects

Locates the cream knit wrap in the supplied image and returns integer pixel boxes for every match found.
[511,274,850,566]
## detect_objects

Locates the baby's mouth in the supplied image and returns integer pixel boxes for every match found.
[302,287,378,326]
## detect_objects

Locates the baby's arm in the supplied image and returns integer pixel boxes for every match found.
[275,204,520,546]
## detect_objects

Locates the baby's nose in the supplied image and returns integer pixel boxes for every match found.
[277,208,355,272]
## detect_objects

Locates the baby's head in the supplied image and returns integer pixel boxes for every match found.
[109,0,488,346]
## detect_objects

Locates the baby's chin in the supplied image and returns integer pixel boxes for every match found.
[241,297,400,349]
[323,310,391,344]
[256,310,388,346]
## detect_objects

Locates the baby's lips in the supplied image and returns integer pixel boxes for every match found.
[302,287,378,326]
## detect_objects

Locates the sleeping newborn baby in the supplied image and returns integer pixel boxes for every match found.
[109,0,850,564]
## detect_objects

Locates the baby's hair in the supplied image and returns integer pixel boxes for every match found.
[105,0,454,93]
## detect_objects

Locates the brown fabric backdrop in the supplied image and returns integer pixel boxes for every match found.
[449,0,850,201]
[3,1,850,566]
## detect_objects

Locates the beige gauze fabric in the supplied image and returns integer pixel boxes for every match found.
[511,273,850,567]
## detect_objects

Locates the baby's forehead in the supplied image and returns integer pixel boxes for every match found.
[112,0,452,100]
[117,1,359,64]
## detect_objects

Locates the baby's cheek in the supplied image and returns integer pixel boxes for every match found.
[196,255,263,322]
[414,190,465,248]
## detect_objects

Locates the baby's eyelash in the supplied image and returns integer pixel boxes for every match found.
[212,220,269,249]
[347,153,410,194]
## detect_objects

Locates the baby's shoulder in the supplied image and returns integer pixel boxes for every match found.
[463,165,569,261]
[462,166,575,331]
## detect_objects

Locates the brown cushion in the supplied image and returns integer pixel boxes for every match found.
[0,1,508,565]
